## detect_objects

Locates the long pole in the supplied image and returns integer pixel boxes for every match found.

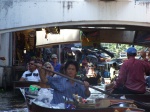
[40,66,116,97]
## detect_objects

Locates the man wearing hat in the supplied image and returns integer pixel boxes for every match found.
[50,54,61,72]
[106,47,150,94]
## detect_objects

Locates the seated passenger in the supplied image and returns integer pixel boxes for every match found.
[19,59,41,82]
[39,60,90,104]
[39,62,54,88]
[83,63,101,85]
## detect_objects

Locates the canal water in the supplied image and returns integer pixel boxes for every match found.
[0,88,28,112]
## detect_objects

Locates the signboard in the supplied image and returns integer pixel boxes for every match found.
[81,30,135,48]
[36,29,80,48]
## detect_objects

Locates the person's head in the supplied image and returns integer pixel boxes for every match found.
[126,47,137,58]
[64,60,79,78]
[51,54,58,63]
[88,62,95,69]
[82,59,88,67]
[44,62,54,71]
[112,62,117,67]
[44,62,54,75]
[140,50,146,59]
[28,59,38,72]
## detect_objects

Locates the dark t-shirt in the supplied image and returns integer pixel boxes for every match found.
[84,71,101,85]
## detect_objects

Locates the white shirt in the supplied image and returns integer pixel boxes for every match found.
[110,67,116,79]
[21,69,40,82]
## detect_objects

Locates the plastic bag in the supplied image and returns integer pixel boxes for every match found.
[36,88,53,106]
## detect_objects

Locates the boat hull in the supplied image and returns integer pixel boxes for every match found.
[31,103,145,112]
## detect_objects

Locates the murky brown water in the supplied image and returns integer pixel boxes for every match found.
[0,88,28,112]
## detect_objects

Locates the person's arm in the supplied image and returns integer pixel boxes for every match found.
[19,71,26,81]
[38,66,54,83]
[38,68,48,83]
[106,64,127,91]
[83,81,91,97]
[114,63,127,88]
[19,77,26,81]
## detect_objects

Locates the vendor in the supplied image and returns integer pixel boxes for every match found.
[39,60,91,104]
[106,47,150,94]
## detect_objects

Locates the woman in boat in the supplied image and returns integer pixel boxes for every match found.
[39,62,54,88]
[39,60,91,104]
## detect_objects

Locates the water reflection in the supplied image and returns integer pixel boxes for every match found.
[0,88,28,112]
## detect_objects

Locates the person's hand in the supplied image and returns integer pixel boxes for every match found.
[0,57,5,60]
[140,51,146,60]
[106,82,116,91]
[83,81,90,89]
[83,81,91,97]
[34,63,42,71]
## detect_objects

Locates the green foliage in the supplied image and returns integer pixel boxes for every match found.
[101,43,145,58]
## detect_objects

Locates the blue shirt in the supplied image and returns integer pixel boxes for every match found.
[47,75,88,104]
[51,62,61,72]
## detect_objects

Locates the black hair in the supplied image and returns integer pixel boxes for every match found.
[113,62,117,67]
[64,60,79,72]
[29,58,43,64]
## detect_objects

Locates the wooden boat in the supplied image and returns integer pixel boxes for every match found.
[113,94,150,111]
[31,102,145,112]
[114,94,150,103]
[15,81,150,112]
[14,75,150,112]
[17,86,150,112]
[23,90,149,112]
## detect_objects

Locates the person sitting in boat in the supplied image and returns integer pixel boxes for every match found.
[19,58,41,82]
[39,62,54,88]
[39,60,91,104]
[106,47,150,94]
[83,62,101,85]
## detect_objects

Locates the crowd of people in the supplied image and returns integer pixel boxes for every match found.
[18,46,150,104]
[19,53,91,104]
